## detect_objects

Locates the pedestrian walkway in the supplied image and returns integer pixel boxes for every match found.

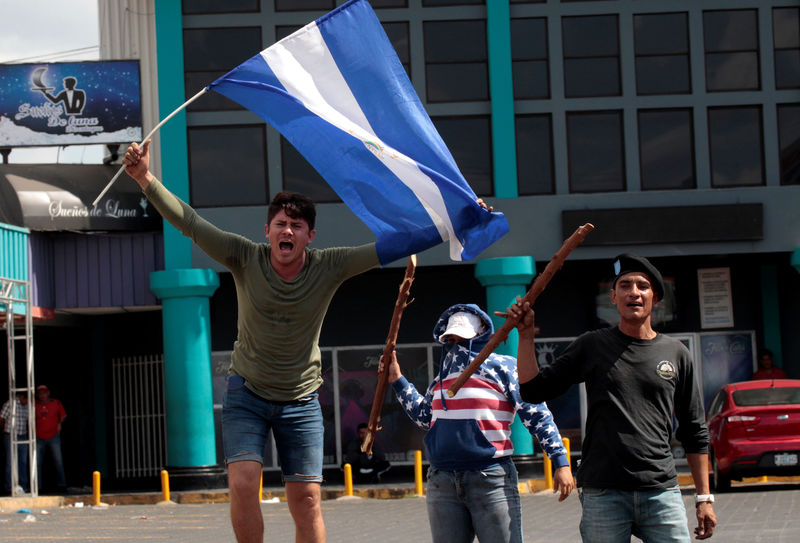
[1,481,799,542]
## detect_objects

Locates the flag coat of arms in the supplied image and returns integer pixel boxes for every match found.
[207,0,509,265]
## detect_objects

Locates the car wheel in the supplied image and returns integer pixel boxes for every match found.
[711,453,731,493]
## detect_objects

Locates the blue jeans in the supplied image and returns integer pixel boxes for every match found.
[426,459,522,543]
[37,434,67,490]
[222,375,323,483]
[4,433,29,493]
[579,486,691,543]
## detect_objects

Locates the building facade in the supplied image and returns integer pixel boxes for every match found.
[3,0,799,489]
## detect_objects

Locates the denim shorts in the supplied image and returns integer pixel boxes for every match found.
[222,375,324,483]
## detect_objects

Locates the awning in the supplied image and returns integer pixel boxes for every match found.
[0,163,161,231]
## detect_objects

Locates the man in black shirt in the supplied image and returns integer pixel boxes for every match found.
[512,254,716,541]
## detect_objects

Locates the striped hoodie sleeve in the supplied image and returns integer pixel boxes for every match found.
[517,401,569,468]
[391,376,434,430]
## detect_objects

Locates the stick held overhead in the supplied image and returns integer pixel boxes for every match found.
[91,88,208,207]
[446,223,595,398]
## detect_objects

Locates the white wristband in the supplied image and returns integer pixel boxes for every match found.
[694,494,714,505]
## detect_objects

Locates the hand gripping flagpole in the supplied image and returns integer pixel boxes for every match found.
[91,88,208,207]
[446,223,595,398]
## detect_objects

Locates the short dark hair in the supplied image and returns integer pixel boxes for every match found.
[759,349,773,359]
[357,422,368,431]
[267,191,316,231]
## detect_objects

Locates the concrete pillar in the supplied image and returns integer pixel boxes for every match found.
[150,269,220,479]
[475,256,536,454]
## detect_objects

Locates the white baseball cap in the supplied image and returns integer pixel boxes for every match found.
[439,311,484,342]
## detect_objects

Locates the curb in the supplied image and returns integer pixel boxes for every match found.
[16,474,800,507]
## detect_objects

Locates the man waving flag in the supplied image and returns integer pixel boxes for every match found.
[206,0,508,264]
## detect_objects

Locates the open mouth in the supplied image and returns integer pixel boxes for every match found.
[279,241,294,252]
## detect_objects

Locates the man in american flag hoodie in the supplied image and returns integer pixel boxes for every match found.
[383,303,574,543]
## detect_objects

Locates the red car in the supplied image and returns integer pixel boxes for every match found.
[706,379,800,491]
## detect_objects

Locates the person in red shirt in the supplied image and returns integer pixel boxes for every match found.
[751,349,788,380]
[35,385,67,493]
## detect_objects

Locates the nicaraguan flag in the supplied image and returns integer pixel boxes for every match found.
[206,0,508,265]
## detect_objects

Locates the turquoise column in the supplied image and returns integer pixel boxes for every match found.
[152,1,221,476]
[151,269,219,466]
[486,0,518,198]
[760,264,783,367]
[475,256,536,454]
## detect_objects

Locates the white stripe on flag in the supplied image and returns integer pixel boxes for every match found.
[263,22,465,260]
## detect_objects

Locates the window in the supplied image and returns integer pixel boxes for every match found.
[633,13,690,95]
[511,18,549,100]
[703,10,760,92]
[188,125,268,207]
[383,22,411,78]
[275,0,334,11]
[515,114,554,195]
[371,0,407,7]
[562,15,620,98]
[638,109,695,190]
[773,8,800,89]
[777,104,800,185]
[708,106,764,187]
[566,111,625,193]
[422,0,484,5]
[432,116,493,196]
[424,20,488,103]
[281,137,340,203]
[183,27,262,111]
[182,0,259,14]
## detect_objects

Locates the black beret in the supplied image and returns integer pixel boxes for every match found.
[612,253,665,301]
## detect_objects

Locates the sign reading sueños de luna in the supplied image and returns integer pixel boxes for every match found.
[0,60,142,147]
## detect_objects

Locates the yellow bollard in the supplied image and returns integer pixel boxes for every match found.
[92,471,101,506]
[543,454,553,490]
[161,469,170,502]
[563,437,572,469]
[414,450,424,496]
[343,463,354,496]
[259,471,263,502]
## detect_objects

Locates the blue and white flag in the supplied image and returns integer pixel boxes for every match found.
[207,0,508,265]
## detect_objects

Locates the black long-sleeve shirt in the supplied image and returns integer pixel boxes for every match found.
[520,327,709,490]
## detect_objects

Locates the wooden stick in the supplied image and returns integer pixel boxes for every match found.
[361,254,417,456]
[446,223,594,398]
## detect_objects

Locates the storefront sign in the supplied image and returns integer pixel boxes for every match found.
[0,164,161,231]
[698,267,734,329]
[0,60,142,147]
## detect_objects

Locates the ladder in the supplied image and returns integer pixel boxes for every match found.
[1,276,38,497]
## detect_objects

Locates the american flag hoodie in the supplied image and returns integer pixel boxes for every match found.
[391,303,569,471]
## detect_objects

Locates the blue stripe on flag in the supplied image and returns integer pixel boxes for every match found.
[207,0,508,264]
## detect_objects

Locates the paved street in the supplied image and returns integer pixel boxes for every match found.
[1,481,799,542]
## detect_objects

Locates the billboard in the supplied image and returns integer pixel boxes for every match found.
[0,60,142,147]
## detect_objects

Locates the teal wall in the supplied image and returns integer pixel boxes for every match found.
[0,222,29,282]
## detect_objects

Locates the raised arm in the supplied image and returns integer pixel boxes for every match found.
[382,350,433,430]
[122,140,155,190]
[495,296,538,383]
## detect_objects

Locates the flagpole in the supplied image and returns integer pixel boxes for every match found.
[91,88,208,207]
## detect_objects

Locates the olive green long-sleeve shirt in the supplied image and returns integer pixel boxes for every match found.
[145,179,379,400]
